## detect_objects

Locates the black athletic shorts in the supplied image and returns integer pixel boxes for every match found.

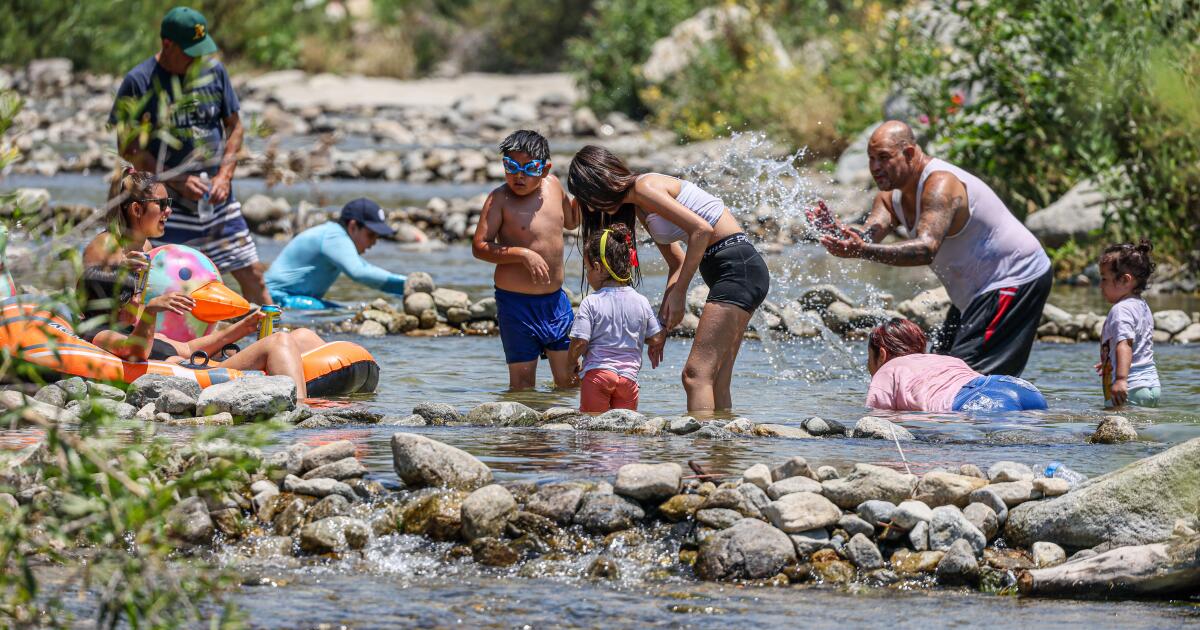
[698,233,770,313]
[79,324,178,361]
[931,268,1053,377]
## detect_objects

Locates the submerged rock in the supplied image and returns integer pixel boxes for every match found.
[299,516,370,553]
[466,401,540,427]
[390,432,493,491]
[573,492,645,534]
[696,518,796,581]
[413,402,463,425]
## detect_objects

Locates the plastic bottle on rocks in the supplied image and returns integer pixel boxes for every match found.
[1043,462,1087,489]
[197,172,213,222]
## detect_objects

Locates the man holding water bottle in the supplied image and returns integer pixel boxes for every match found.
[109,6,270,305]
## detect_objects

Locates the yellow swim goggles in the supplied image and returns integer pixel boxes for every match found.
[599,229,632,283]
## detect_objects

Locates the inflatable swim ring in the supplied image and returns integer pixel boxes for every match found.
[143,244,250,342]
[0,296,379,396]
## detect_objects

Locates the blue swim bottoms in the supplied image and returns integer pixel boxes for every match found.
[270,292,342,311]
[495,287,573,364]
[952,375,1048,412]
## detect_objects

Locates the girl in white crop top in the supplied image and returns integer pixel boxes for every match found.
[568,145,771,414]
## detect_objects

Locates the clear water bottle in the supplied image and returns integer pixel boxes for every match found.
[1043,462,1087,488]
[197,172,213,222]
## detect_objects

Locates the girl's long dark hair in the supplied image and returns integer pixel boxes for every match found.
[569,145,642,289]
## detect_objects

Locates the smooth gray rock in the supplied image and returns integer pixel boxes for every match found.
[909,520,930,551]
[963,502,999,540]
[763,492,842,533]
[154,388,197,415]
[770,456,815,482]
[968,487,1009,524]
[696,518,797,581]
[403,272,436,296]
[1032,541,1067,567]
[526,482,588,524]
[987,461,1035,483]
[282,475,357,502]
[896,286,951,330]
[789,528,832,557]
[838,514,875,538]
[403,291,435,316]
[301,457,366,481]
[1005,437,1200,549]
[196,375,296,418]
[33,384,67,408]
[801,416,846,436]
[696,508,743,529]
[1153,310,1190,335]
[913,471,988,508]
[929,505,986,554]
[737,483,771,515]
[580,408,646,431]
[380,414,427,426]
[766,475,823,500]
[461,484,517,541]
[466,401,540,427]
[893,500,934,530]
[981,481,1041,507]
[856,500,897,526]
[1024,178,1109,248]
[390,432,493,491]
[846,533,884,570]
[936,538,979,585]
[823,464,917,509]
[413,402,463,425]
[614,462,682,502]
[815,466,839,481]
[667,416,701,435]
[87,381,125,401]
[167,496,213,544]
[299,516,370,553]
[852,416,915,441]
[702,487,761,518]
[54,376,88,400]
[573,492,644,534]
[741,464,772,491]
[300,440,356,474]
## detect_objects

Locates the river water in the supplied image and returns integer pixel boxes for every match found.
[6,171,1200,627]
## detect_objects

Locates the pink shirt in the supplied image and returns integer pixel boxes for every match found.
[866,354,981,412]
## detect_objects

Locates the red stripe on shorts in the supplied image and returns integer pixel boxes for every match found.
[984,288,1018,343]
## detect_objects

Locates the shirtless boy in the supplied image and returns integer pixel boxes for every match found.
[472,130,581,390]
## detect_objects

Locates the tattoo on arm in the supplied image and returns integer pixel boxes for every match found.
[861,181,962,266]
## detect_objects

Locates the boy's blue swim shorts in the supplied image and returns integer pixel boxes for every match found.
[494,287,573,364]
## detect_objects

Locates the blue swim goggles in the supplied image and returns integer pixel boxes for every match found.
[502,156,548,176]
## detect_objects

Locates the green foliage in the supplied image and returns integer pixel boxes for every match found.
[888,0,1200,259]
[568,0,712,118]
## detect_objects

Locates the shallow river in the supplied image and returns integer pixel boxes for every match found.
[7,175,1200,627]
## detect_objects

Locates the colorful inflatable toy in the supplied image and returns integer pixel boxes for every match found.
[142,244,250,342]
[0,296,379,397]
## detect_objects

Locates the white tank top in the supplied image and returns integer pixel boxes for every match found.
[638,174,725,244]
[891,158,1050,311]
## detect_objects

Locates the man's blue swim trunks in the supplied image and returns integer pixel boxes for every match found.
[494,287,573,364]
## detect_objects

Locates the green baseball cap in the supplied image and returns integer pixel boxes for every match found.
[161,6,218,57]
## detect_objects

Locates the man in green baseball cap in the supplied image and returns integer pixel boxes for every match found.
[108,6,271,305]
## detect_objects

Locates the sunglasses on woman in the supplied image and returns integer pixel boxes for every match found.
[140,197,173,210]
[502,156,548,177]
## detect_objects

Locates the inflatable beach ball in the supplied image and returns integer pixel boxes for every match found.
[142,244,249,342]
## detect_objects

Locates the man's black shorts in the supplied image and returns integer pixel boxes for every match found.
[932,269,1053,377]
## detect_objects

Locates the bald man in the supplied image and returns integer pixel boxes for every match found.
[810,121,1051,377]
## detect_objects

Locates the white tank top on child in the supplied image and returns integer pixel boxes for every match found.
[891,158,1050,311]
[638,174,725,244]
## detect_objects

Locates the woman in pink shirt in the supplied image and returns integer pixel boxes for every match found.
[866,318,1048,412]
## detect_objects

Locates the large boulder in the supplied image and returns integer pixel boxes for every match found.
[695,518,796,581]
[390,433,493,491]
[196,375,296,419]
[1024,179,1111,248]
[821,464,917,510]
[1005,437,1200,549]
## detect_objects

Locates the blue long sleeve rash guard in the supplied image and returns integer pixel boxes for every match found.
[264,222,405,299]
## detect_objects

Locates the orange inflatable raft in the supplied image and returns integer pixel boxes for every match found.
[0,298,379,397]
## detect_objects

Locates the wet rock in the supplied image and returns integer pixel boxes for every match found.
[379,414,427,426]
[893,499,934,529]
[391,432,493,491]
[1032,541,1066,567]
[753,423,813,439]
[632,416,666,435]
[167,496,213,544]
[301,457,366,481]
[471,537,519,566]
[963,502,999,540]
[810,549,856,583]
[413,402,463,425]
[838,514,875,538]
[1091,415,1138,444]
[164,412,233,426]
[936,539,979,585]
[691,424,737,440]
[825,460,916,511]
[856,499,896,526]
[696,508,743,529]
[968,487,1009,524]
[249,535,294,559]
[251,482,280,520]
[307,494,350,521]
[909,520,930,550]
[667,416,701,435]
[1032,477,1070,497]
[614,462,682,503]
[586,555,622,580]
[798,284,855,311]
[403,491,466,540]
[983,547,1034,572]
[580,408,646,432]
[299,516,370,553]
[197,375,296,419]
[300,440,355,473]
[272,497,309,536]
[1006,437,1200,549]
[891,549,944,575]
[913,471,988,508]
[766,475,822,500]
[283,475,357,502]
[527,482,588,524]
[764,492,842,533]
[741,463,772,491]
[852,416,915,441]
[788,528,831,557]
[981,481,1041,507]
[987,461,1035,483]
[846,533,884,570]
[573,492,645,534]
[466,401,540,427]
[543,407,585,423]
[801,416,845,436]
[723,417,754,434]
[461,484,517,541]
[696,518,796,581]
[929,505,986,554]
[541,423,574,431]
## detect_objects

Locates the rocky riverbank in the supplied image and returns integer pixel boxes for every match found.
[4,409,1196,601]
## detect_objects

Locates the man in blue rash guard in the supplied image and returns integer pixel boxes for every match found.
[264,198,406,309]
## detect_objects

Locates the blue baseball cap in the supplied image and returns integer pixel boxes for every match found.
[340,198,396,237]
